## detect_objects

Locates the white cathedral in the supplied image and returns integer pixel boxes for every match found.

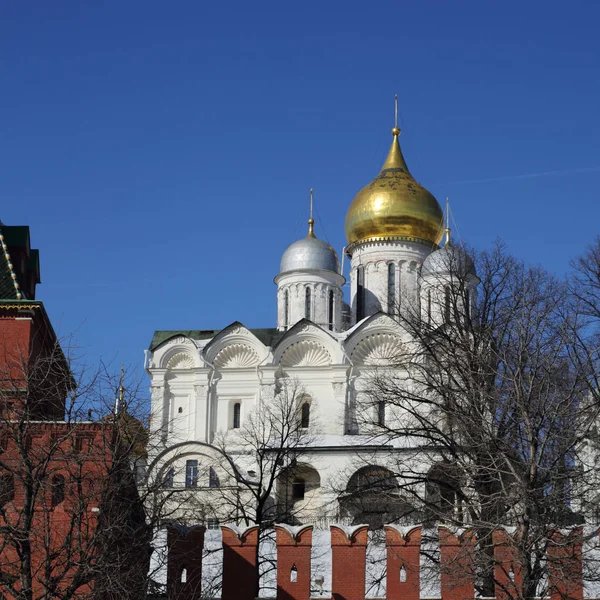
[145,120,478,527]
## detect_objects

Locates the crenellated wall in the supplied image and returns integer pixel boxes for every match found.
[165,524,584,600]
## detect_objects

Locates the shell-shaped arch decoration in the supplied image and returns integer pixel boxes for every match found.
[213,343,260,369]
[280,340,331,367]
[166,352,196,370]
[352,333,405,366]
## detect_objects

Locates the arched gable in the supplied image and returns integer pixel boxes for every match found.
[344,312,408,366]
[203,322,269,368]
[272,319,343,367]
[152,335,201,370]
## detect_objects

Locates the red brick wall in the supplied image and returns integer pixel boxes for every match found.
[221,525,259,600]
[275,525,313,600]
[331,525,368,600]
[439,527,476,600]
[0,315,31,394]
[163,524,590,600]
[385,525,421,600]
[547,528,583,600]
[167,526,206,600]
[0,307,67,420]
[493,528,523,600]
[0,422,147,600]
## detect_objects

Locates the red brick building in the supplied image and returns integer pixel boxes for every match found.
[0,224,150,600]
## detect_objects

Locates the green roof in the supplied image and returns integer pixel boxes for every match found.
[0,225,40,299]
[150,327,283,351]
[1,226,30,247]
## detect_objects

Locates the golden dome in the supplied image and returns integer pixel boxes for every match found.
[345,129,444,248]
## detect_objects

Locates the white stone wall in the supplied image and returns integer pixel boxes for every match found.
[348,240,432,324]
[146,315,441,522]
[275,269,345,332]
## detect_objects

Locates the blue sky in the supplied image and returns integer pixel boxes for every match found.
[1,2,599,377]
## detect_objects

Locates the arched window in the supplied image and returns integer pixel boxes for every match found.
[400,565,407,582]
[180,568,187,583]
[185,460,198,488]
[51,474,65,507]
[209,467,220,488]
[356,266,365,320]
[444,287,451,323]
[233,402,241,429]
[301,403,310,429]
[387,263,396,313]
[328,289,334,331]
[290,565,298,582]
[377,401,385,426]
[0,473,14,507]
[347,466,398,496]
[284,290,289,328]
[305,287,311,320]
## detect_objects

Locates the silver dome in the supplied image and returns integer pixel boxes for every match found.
[421,244,476,278]
[280,236,340,274]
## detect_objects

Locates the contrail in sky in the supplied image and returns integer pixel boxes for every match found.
[436,166,600,186]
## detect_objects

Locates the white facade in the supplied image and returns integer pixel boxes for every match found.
[145,244,470,526]
[145,126,475,527]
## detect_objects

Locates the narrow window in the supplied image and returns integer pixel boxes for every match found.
[163,467,175,488]
[387,263,396,313]
[427,289,432,324]
[328,289,334,331]
[180,568,187,583]
[290,565,298,582]
[209,467,220,488]
[178,406,183,413]
[301,403,310,428]
[377,401,385,426]
[357,266,365,320]
[233,402,241,429]
[465,291,471,322]
[444,287,451,323]
[185,460,198,488]
[305,287,311,320]
[51,474,65,507]
[0,474,14,506]
[284,290,289,328]
[292,478,306,500]
[400,565,407,582]
[75,435,88,454]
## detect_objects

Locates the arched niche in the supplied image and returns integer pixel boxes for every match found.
[273,319,342,366]
[203,322,268,367]
[340,465,413,529]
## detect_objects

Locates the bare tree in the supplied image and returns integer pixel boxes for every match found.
[346,241,600,600]
[145,376,314,598]
[0,330,152,600]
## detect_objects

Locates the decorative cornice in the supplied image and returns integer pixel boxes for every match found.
[0,303,40,310]
[346,236,439,256]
